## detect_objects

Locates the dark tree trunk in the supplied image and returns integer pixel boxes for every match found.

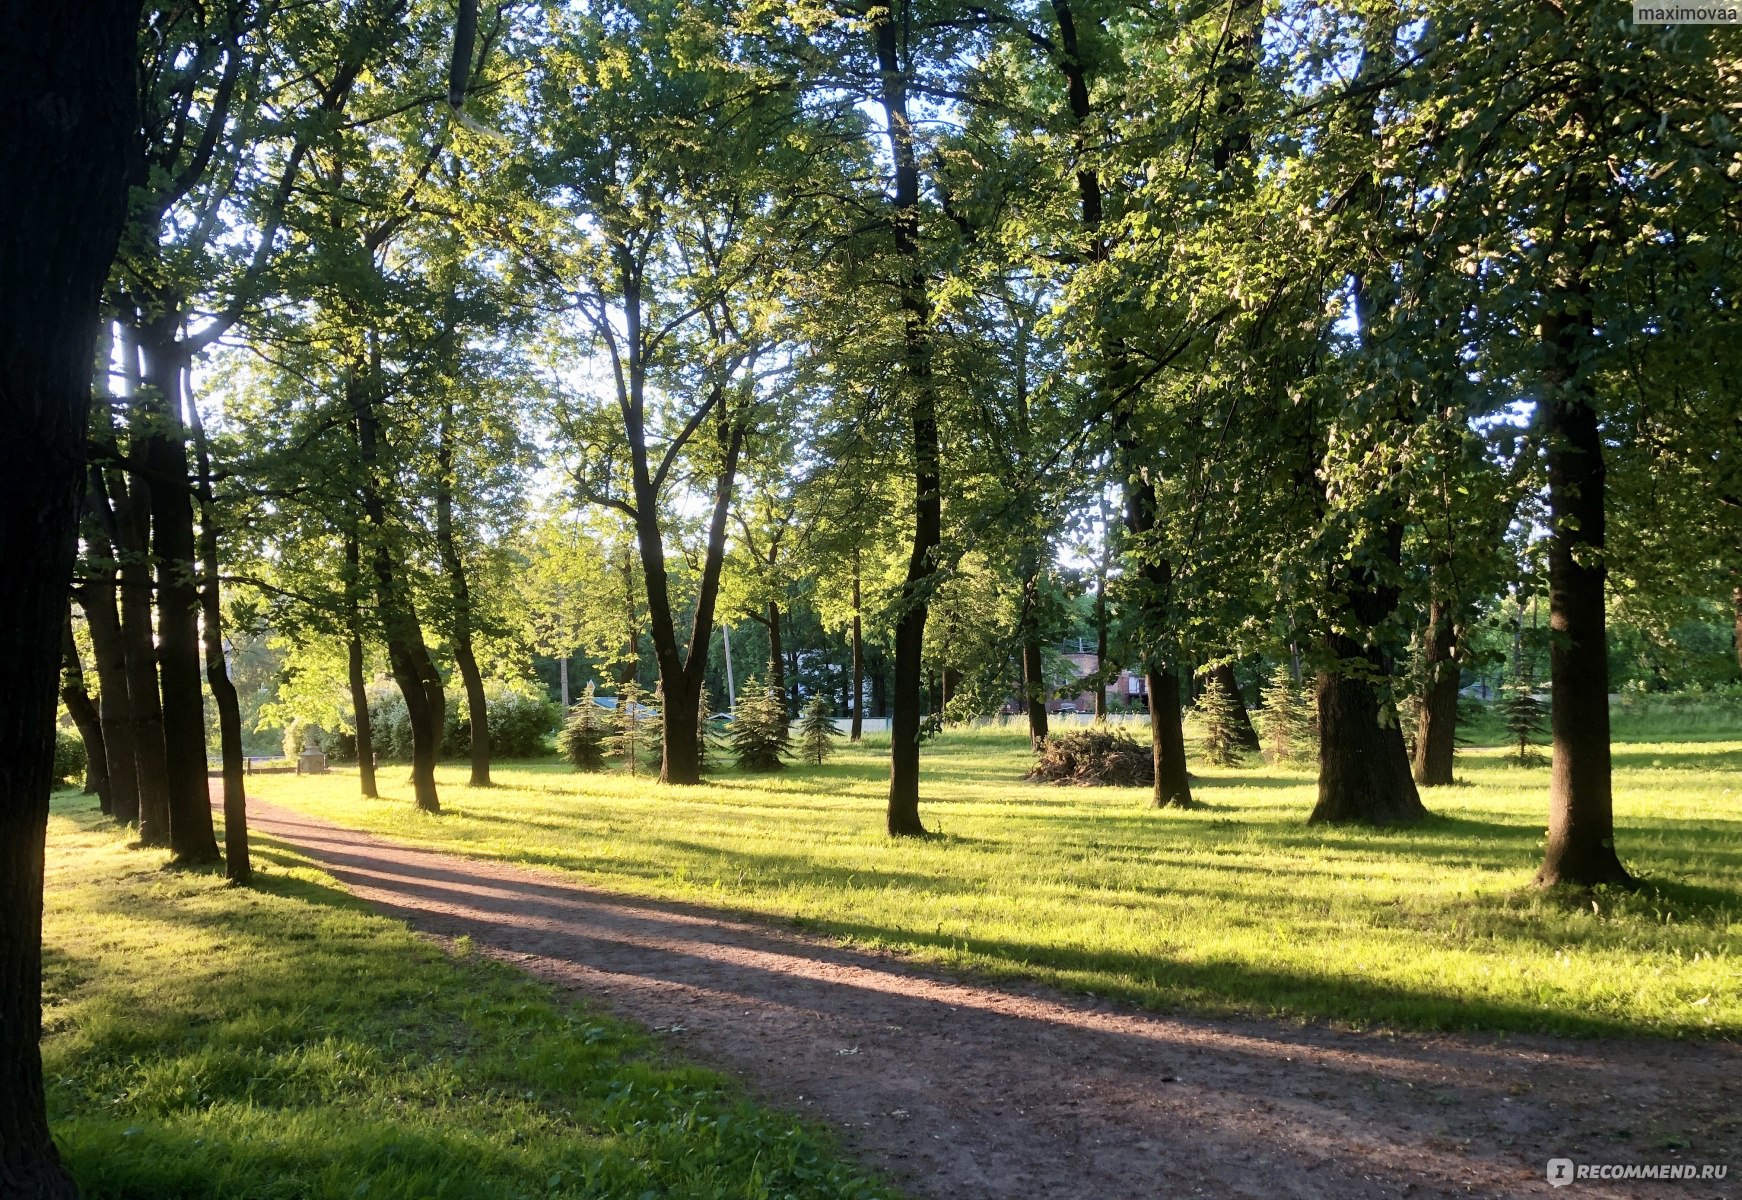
[109,451,173,845]
[136,324,217,863]
[1050,0,1190,803]
[1310,632,1426,824]
[75,569,138,826]
[348,633,378,799]
[1732,583,1741,677]
[188,391,247,883]
[874,1,941,838]
[872,668,887,720]
[344,532,379,799]
[0,0,139,1191]
[765,600,786,709]
[1205,662,1259,752]
[351,364,443,814]
[1412,599,1459,787]
[1146,668,1192,806]
[60,612,110,809]
[1093,531,1109,720]
[1534,305,1630,888]
[434,410,490,787]
[1022,633,1049,748]
[850,550,864,742]
[617,360,741,786]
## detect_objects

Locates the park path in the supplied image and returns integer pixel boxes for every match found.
[243,797,1739,1199]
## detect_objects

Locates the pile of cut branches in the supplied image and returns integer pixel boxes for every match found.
[1025,728,1153,787]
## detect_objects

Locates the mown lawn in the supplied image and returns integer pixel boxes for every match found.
[245,722,1742,1040]
[42,796,890,1200]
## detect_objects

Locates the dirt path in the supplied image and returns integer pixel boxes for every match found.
[245,799,1738,1199]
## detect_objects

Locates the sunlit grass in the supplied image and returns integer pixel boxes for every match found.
[244,722,1742,1040]
[42,797,889,1200]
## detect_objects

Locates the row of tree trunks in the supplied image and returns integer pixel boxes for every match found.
[0,1,141,1193]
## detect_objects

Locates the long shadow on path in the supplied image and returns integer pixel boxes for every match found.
[242,800,1740,1200]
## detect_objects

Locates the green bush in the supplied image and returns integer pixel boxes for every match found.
[456,680,558,759]
[52,728,88,790]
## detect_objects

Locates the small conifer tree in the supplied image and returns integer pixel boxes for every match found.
[1257,663,1314,765]
[730,677,790,771]
[797,694,842,766]
[560,682,608,771]
[1500,678,1547,766]
[1196,673,1245,766]
[609,679,660,776]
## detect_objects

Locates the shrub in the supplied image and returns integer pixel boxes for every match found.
[730,678,791,772]
[472,680,559,758]
[1025,727,1152,787]
[797,695,841,766]
[561,682,610,771]
[52,728,88,790]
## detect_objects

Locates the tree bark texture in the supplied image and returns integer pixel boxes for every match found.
[0,0,139,1191]
[435,410,491,787]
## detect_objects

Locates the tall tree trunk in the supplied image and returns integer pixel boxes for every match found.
[108,434,173,845]
[435,408,490,787]
[344,532,379,800]
[187,386,248,883]
[74,517,139,825]
[135,322,218,862]
[765,600,786,709]
[1093,515,1109,720]
[1205,662,1259,752]
[1412,599,1459,786]
[1732,583,1741,677]
[1534,304,1630,887]
[77,579,138,825]
[1051,0,1191,804]
[874,0,942,838]
[850,549,864,742]
[60,612,110,810]
[0,0,138,1191]
[348,632,378,799]
[351,363,443,814]
[1022,632,1049,748]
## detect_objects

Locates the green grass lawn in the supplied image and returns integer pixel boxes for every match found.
[244,721,1742,1040]
[42,796,890,1200]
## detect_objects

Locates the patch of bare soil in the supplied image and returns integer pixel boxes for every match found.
[244,800,1739,1199]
